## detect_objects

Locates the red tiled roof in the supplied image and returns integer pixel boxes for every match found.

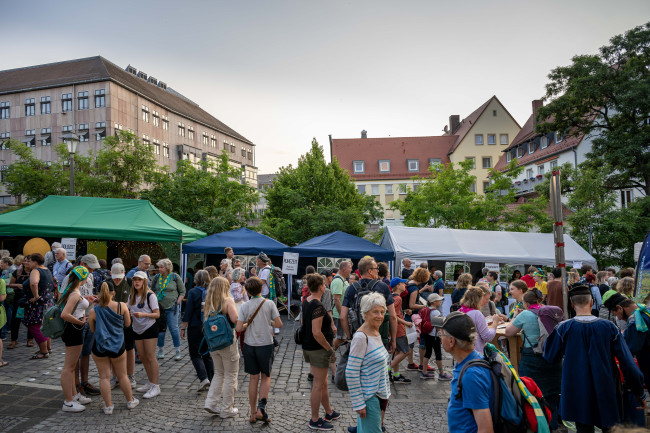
[331,136,457,180]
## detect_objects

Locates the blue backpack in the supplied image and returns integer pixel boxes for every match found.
[201,306,234,354]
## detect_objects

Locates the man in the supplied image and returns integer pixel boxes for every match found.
[224,247,234,260]
[232,258,242,269]
[126,255,151,279]
[544,285,645,432]
[44,242,62,269]
[546,268,564,311]
[331,260,351,351]
[401,258,413,280]
[520,266,536,288]
[256,252,279,340]
[579,264,594,283]
[341,256,397,354]
[619,267,635,279]
[434,312,494,433]
[52,248,72,286]
[606,268,616,279]
[106,263,137,389]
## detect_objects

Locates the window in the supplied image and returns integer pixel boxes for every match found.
[465,157,475,169]
[428,158,442,168]
[142,134,150,147]
[385,210,394,220]
[78,123,89,130]
[500,134,509,145]
[555,132,563,143]
[153,139,160,155]
[550,160,558,170]
[40,96,51,114]
[161,116,169,131]
[152,110,159,127]
[230,144,235,153]
[475,134,483,145]
[482,157,492,169]
[26,129,36,135]
[62,93,72,112]
[25,98,35,116]
[528,142,534,154]
[40,128,51,146]
[25,129,35,147]
[483,181,490,191]
[142,105,149,122]
[407,159,419,172]
[78,124,89,142]
[378,160,390,173]
[78,91,88,110]
[371,184,379,195]
[540,136,548,149]
[188,127,194,141]
[506,151,512,163]
[211,135,217,148]
[526,168,534,178]
[223,141,229,150]
[94,89,105,108]
[247,151,253,160]
[163,143,169,157]
[487,134,496,145]
[202,133,209,146]
[621,190,632,208]
[0,132,9,149]
[178,122,185,137]
[469,183,476,193]
[385,184,393,195]
[357,185,366,194]
[62,125,73,133]
[413,184,419,192]
[399,184,407,194]
[113,123,123,133]
[95,122,106,140]
[493,110,497,117]
[353,160,364,173]
[0,102,9,119]
[517,146,523,158]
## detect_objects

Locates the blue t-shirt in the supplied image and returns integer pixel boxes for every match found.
[433,278,445,294]
[448,350,494,433]
[512,310,541,348]
[342,278,394,308]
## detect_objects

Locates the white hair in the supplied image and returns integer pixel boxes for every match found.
[231,267,244,282]
[139,254,151,263]
[156,258,173,273]
[360,292,387,320]
[55,248,66,255]
[434,270,443,278]
[51,242,62,249]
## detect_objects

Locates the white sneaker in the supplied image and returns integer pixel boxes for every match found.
[143,383,160,399]
[135,382,152,393]
[110,376,119,389]
[62,400,86,412]
[73,393,92,405]
[129,375,137,389]
[126,398,139,410]
[103,405,114,415]
[197,378,210,392]
[204,405,220,415]
[274,328,280,334]
[219,407,239,419]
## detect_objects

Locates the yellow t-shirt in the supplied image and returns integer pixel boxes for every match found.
[535,281,548,296]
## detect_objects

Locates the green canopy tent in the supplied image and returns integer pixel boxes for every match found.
[0,196,205,243]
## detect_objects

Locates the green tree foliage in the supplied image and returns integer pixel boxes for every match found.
[536,22,650,195]
[391,160,551,231]
[141,152,258,234]
[260,139,382,245]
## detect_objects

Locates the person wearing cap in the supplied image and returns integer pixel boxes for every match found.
[419,293,452,381]
[388,277,413,384]
[533,270,547,298]
[331,261,351,352]
[544,284,646,432]
[106,263,136,390]
[434,311,494,433]
[256,252,280,341]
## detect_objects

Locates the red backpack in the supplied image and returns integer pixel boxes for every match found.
[418,307,434,335]
[519,376,552,431]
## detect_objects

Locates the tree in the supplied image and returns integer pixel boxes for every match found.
[141,152,258,234]
[260,139,382,245]
[536,22,650,195]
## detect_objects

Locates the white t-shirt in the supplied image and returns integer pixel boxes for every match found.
[66,291,89,320]
[258,266,271,297]
[60,273,95,317]
[429,309,441,336]
[239,297,279,346]
[128,292,159,335]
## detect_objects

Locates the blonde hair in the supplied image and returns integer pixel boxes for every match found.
[156,258,173,273]
[568,270,580,286]
[457,273,472,289]
[617,277,634,297]
[411,267,430,284]
[204,276,231,317]
[128,277,153,306]
[460,286,486,309]
[205,265,219,281]
[99,282,112,308]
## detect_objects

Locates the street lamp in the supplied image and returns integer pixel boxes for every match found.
[62,133,80,196]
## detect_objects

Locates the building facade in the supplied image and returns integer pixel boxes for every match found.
[0,56,257,203]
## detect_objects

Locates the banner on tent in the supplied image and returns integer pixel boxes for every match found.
[61,238,77,261]
[485,263,500,272]
[283,252,299,275]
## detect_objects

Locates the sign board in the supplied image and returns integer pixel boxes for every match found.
[282,252,299,276]
[485,263,500,272]
[61,238,77,261]
[572,261,582,270]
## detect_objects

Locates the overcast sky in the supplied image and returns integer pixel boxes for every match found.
[2,1,648,173]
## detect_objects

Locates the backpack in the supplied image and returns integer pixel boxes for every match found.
[270,265,286,298]
[418,307,434,335]
[145,291,167,333]
[526,306,563,354]
[41,294,79,339]
[334,333,368,391]
[520,376,552,432]
[348,279,380,332]
[201,306,234,354]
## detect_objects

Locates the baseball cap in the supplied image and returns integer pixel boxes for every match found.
[431,312,476,342]
[81,254,100,270]
[427,293,444,303]
[320,269,333,278]
[133,270,149,280]
[604,292,628,311]
[389,277,407,288]
[111,263,125,280]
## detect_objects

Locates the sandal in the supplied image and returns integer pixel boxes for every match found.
[31,352,49,360]
[0,361,8,367]
[249,416,257,424]
[26,341,34,347]
[7,342,17,350]
[256,408,271,423]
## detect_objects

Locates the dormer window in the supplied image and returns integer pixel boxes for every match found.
[540,136,548,149]
[378,160,390,173]
[407,159,419,172]
[528,142,534,154]
[353,161,365,173]
[555,131,564,143]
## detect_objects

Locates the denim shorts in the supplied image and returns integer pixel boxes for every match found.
[80,323,95,357]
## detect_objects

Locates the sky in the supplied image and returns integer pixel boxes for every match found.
[2,0,648,174]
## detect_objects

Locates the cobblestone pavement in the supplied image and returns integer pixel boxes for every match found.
[0,318,452,432]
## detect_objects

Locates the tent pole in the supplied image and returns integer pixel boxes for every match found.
[550,170,569,320]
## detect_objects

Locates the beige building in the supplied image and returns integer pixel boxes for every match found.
[0,56,257,203]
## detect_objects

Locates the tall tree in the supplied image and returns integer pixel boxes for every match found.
[260,138,381,245]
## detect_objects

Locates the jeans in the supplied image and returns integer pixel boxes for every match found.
[158,305,181,349]
[188,325,214,381]
[205,342,239,413]
[81,322,95,356]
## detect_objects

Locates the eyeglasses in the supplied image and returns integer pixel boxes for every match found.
[368,267,379,271]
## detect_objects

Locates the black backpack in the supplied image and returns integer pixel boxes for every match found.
[347,279,379,332]
[270,265,286,297]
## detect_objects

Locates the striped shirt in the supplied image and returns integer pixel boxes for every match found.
[345,331,391,411]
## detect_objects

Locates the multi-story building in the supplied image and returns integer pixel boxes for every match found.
[331,96,521,225]
[0,56,257,203]
[254,173,277,216]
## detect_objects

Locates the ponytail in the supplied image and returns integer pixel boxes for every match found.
[99,282,112,307]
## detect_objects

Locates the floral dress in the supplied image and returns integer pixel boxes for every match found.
[22,268,55,326]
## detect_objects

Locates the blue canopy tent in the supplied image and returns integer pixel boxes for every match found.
[182,227,288,256]
[290,231,394,261]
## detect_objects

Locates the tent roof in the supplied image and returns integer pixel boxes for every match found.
[290,231,394,261]
[182,227,288,256]
[0,196,205,243]
[380,226,597,268]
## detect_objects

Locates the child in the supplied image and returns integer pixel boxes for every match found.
[388,278,413,384]
[418,294,452,381]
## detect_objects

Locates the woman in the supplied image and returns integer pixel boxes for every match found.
[508,280,529,319]
[477,282,497,317]
[617,277,634,298]
[23,253,55,359]
[509,270,522,284]
[407,267,431,314]
[301,274,338,430]
[506,290,562,430]
[451,273,472,305]
[377,262,390,286]
[459,285,502,353]
[128,271,161,399]
[236,277,283,424]
[219,259,232,282]
[204,265,219,281]
[203,276,240,418]
[345,292,391,433]
[301,265,316,302]
[0,276,6,367]
[249,267,258,277]
[89,282,139,414]
[152,258,186,361]
[596,271,609,297]
[419,294,452,381]
[567,269,580,286]
[181,270,214,392]
[7,255,33,349]
[229,268,248,314]
[59,266,92,412]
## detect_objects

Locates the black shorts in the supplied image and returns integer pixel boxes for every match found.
[243,343,274,377]
[92,342,126,359]
[61,322,84,347]
[133,323,159,341]
[124,325,135,351]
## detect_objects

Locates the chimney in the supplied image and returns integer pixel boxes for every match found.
[361,130,367,139]
[532,100,543,123]
[449,115,460,134]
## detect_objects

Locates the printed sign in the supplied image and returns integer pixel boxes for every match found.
[61,238,77,261]
[485,263,500,272]
[282,252,299,275]
[572,261,582,270]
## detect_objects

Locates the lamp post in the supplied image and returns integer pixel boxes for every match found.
[62,133,80,196]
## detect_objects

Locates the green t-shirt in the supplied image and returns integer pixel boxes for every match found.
[0,279,6,329]
[330,276,348,319]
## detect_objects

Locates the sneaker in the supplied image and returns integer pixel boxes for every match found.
[73,393,92,405]
[197,378,210,392]
[420,372,436,380]
[173,351,183,361]
[392,374,412,384]
[136,382,152,393]
[324,410,340,421]
[143,383,161,399]
[307,373,314,382]
[62,400,86,412]
[389,373,394,383]
[81,382,100,396]
[204,405,220,415]
[406,363,420,371]
[438,372,453,381]
[110,376,119,389]
[420,365,435,373]
[126,398,139,410]
[156,348,164,359]
[129,375,137,389]
[309,418,334,430]
[103,405,114,415]
[219,407,239,419]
